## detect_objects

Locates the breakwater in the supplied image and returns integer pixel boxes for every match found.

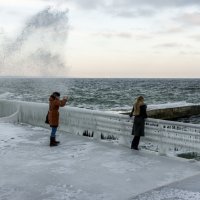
[147,105,200,119]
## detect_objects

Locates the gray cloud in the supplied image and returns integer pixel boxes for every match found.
[0,7,69,76]
[70,0,105,10]
[93,32,132,39]
[189,35,200,41]
[42,0,200,20]
[154,43,193,50]
[154,43,183,48]
[156,27,185,35]
[135,34,153,40]
[176,12,200,26]
[180,51,200,55]
[93,31,155,41]
[56,0,200,9]
[110,8,155,18]
[42,0,106,9]
[110,0,200,8]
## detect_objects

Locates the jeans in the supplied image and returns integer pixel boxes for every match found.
[51,127,57,137]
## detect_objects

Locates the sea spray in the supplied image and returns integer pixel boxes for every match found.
[0,7,69,76]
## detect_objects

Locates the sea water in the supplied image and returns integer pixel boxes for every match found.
[0,78,200,123]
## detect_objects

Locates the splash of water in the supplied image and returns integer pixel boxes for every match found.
[0,7,69,77]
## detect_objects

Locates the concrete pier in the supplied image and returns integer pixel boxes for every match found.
[147,105,200,119]
[123,105,200,120]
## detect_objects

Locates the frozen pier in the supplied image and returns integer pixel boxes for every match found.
[1,122,200,200]
[1,100,200,154]
[1,100,200,199]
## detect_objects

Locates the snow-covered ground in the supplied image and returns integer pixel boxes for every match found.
[131,174,200,200]
[0,122,200,200]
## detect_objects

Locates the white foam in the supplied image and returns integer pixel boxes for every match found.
[0,92,13,99]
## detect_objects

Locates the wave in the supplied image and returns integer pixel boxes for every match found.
[0,92,14,99]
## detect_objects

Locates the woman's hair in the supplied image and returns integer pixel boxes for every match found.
[133,96,144,116]
[52,92,60,98]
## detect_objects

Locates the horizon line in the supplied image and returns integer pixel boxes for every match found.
[0,76,200,79]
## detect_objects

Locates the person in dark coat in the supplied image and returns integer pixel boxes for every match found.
[48,92,68,147]
[129,96,147,150]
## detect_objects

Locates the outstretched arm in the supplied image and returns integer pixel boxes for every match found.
[60,96,68,107]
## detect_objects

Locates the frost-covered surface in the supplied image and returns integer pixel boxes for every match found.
[132,187,200,200]
[0,122,200,200]
[131,173,200,200]
[1,99,200,154]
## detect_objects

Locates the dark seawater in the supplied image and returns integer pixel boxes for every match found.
[0,78,200,124]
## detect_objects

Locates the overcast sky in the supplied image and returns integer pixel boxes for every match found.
[0,0,200,78]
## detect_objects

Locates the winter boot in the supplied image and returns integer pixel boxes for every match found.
[50,137,58,147]
[55,136,60,145]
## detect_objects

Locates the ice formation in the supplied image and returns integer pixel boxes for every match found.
[0,99,200,154]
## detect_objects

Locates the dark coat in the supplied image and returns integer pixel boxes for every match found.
[48,95,67,127]
[130,104,147,136]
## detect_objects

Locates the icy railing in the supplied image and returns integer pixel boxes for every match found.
[0,99,200,153]
[144,119,200,154]
[0,100,20,122]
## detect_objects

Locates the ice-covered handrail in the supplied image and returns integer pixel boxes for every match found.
[0,100,20,123]
[0,99,200,153]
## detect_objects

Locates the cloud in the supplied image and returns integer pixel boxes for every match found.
[157,27,185,34]
[110,8,156,18]
[151,26,186,40]
[154,43,194,50]
[176,12,200,26]
[180,50,200,55]
[41,0,200,22]
[110,0,200,8]
[190,35,200,41]
[154,43,183,48]
[93,31,132,39]
[93,31,155,41]
[41,0,200,19]
[42,0,106,9]
[134,34,153,40]
[69,0,105,10]
[56,0,200,9]
[0,7,69,76]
